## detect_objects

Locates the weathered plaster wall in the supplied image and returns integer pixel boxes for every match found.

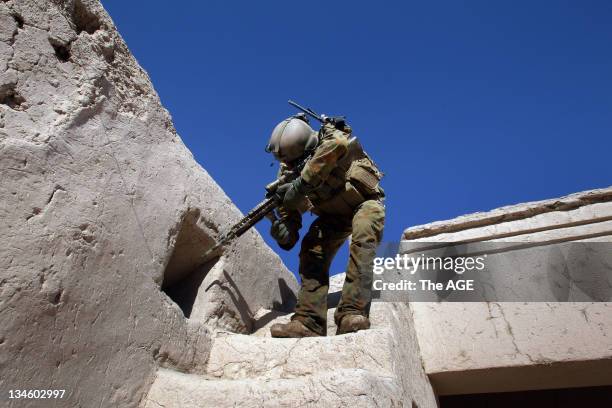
[0,1,297,407]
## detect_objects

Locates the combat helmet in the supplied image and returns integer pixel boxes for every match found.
[266,115,318,163]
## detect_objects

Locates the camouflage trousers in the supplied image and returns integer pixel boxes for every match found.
[292,199,385,335]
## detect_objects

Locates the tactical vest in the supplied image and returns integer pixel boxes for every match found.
[308,133,384,216]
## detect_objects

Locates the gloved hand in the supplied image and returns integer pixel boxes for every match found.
[275,178,312,211]
[270,219,292,246]
[270,220,299,249]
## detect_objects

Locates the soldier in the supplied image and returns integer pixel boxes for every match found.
[265,114,385,337]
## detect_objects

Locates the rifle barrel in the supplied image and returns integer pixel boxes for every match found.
[288,100,323,123]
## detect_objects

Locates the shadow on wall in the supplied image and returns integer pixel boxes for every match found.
[274,278,297,312]
[161,209,218,317]
[250,278,298,330]
[160,208,297,329]
[204,270,254,327]
[163,257,219,318]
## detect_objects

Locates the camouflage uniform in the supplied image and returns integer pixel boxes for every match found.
[277,123,385,335]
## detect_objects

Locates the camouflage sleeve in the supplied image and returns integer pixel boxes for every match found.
[300,124,348,188]
[278,163,313,214]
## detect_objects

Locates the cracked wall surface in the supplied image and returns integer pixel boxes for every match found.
[404,187,612,395]
[0,1,298,407]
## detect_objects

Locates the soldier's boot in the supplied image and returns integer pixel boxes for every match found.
[336,314,371,335]
[270,320,323,338]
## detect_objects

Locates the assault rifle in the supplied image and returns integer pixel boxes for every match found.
[199,100,345,264]
[199,151,311,264]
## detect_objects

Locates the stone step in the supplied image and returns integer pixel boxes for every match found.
[252,302,393,337]
[249,273,351,336]
[204,328,395,380]
[143,367,403,408]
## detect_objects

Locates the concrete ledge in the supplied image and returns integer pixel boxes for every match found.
[404,187,612,240]
[403,188,612,395]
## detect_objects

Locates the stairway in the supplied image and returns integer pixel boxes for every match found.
[142,275,438,408]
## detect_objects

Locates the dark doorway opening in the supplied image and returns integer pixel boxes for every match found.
[439,385,612,408]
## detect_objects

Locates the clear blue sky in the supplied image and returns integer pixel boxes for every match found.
[102,1,611,277]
